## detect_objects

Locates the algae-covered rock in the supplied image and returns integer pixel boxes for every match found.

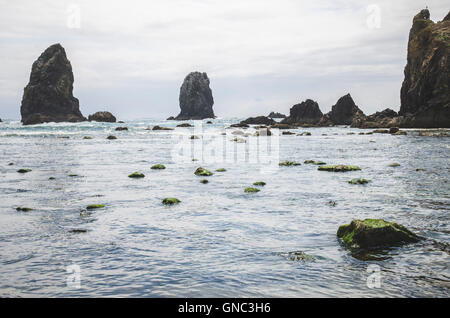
[337,219,421,249]
[215,168,226,172]
[128,172,145,178]
[16,207,33,212]
[304,160,326,165]
[253,181,266,186]
[200,179,209,184]
[348,178,371,185]
[162,198,181,205]
[17,169,32,173]
[152,125,174,131]
[49,177,56,180]
[151,164,166,170]
[318,165,361,172]
[107,135,117,140]
[389,163,401,167]
[245,187,260,193]
[283,251,316,262]
[86,204,105,210]
[195,167,213,176]
[279,161,301,166]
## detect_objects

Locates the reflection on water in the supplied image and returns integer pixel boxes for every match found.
[0,119,449,297]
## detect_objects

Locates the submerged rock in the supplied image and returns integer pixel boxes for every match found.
[115,127,128,131]
[200,179,209,184]
[399,9,450,128]
[171,72,215,120]
[304,160,326,165]
[128,172,145,178]
[21,44,86,125]
[16,207,33,212]
[194,167,213,176]
[17,169,32,173]
[162,198,181,205]
[151,164,166,170]
[176,123,194,127]
[318,165,361,172]
[244,187,260,193]
[86,204,105,210]
[70,229,88,234]
[337,219,421,249]
[107,135,117,140]
[348,178,371,185]
[152,125,174,131]
[279,161,301,166]
[88,111,116,123]
[253,181,266,186]
[215,168,226,172]
[389,163,401,167]
[282,99,323,126]
[283,251,316,262]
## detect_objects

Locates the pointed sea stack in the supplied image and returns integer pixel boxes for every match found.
[321,94,365,126]
[399,9,450,128]
[281,99,323,126]
[170,72,215,120]
[20,44,86,125]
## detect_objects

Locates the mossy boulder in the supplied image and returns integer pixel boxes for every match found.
[389,163,401,167]
[128,172,145,178]
[200,179,209,184]
[245,187,260,193]
[348,178,371,185]
[318,165,361,172]
[151,164,166,170]
[17,169,32,173]
[162,198,180,205]
[107,135,117,140]
[304,160,326,165]
[253,181,266,186]
[16,207,33,212]
[215,168,226,172]
[279,161,301,166]
[337,219,421,249]
[194,167,213,176]
[86,204,105,210]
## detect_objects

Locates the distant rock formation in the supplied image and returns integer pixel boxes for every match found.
[88,111,117,122]
[21,44,86,125]
[240,116,276,126]
[268,111,286,118]
[399,9,450,128]
[351,108,401,128]
[321,94,365,126]
[281,99,323,126]
[169,72,215,120]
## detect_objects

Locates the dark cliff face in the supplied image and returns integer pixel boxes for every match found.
[399,9,450,128]
[325,94,365,126]
[173,72,215,120]
[282,99,323,125]
[21,44,86,125]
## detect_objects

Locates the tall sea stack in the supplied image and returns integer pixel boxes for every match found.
[170,72,215,120]
[399,9,450,128]
[281,99,323,125]
[21,44,86,125]
[321,94,365,126]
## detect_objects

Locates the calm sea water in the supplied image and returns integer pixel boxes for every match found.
[0,118,449,297]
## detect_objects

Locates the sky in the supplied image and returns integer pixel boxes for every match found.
[0,0,448,120]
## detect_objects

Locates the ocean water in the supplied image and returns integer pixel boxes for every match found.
[0,118,449,297]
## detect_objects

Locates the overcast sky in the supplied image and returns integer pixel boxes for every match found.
[0,0,448,120]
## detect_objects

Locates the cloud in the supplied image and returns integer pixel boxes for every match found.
[0,0,448,119]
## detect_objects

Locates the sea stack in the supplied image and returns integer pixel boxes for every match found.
[281,99,323,126]
[170,72,215,120]
[88,111,117,123]
[20,44,86,125]
[399,9,450,128]
[321,94,365,126]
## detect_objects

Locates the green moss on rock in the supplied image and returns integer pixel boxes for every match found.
[16,207,33,212]
[128,172,145,178]
[17,169,32,173]
[86,204,105,210]
[195,167,213,176]
[304,160,326,165]
[245,187,260,193]
[389,163,401,167]
[200,179,209,184]
[151,164,166,170]
[348,178,371,185]
[253,181,266,186]
[279,161,301,166]
[216,168,227,172]
[162,198,180,205]
[337,219,421,249]
[318,165,361,172]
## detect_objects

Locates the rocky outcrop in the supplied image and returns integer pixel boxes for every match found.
[268,111,286,118]
[240,116,276,126]
[21,44,86,125]
[170,72,215,120]
[399,9,450,128]
[88,111,116,123]
[281,99,323,126]
[351,108,401,128]
[321,94,365,126]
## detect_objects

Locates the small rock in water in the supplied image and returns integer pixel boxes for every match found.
[152,125,174,131]
[83,136,93,139]
[337,219,421,249]
[49,177,56,180]
[8,162,14,166]
[284,251,316,262]
[279,161,301,166]
[282,131,295,135]
[70,229,88,234]
[328,200,337,207]
[389,163,401,167]
[200,179,209,184]
[128,172,145,178]
[151,164,166,170]
[16,207,33,212]
[215,168,226,172]
[115,127,128,131]
[304,160,326,165]
[107,135,117,140]
[17,169,32,173]
[195,167,213,176]
[190,135,200,139]
[318,165,361,172]
[389,127,400,134]
[177,123,194,127]
[253,181,266,186]
[86,204,105,210]
[348,178,371,185]
[245,187,260,193]
[162,198,181,205]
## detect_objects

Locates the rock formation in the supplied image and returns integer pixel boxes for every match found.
[351,108,401,128]
[88,111,116,122]
[21,44,86,125]
[170,72,215,120]
[268,111,286,118]
[399,9,450,128]
[281,99,323,126]
[321,94,365,126]
[240,116,276,126]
